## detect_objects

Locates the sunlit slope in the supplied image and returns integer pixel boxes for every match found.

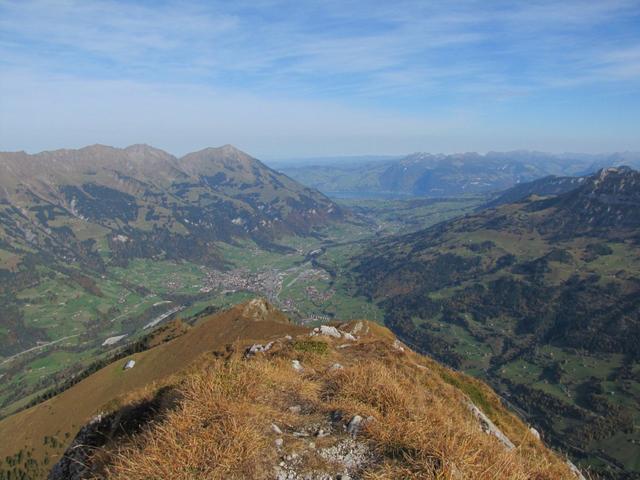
[55,317,579,479]
[0,299,307,473]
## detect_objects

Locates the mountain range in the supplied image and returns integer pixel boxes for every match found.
[0,144,342,271]
[0,144,345,357]
[279,151,640,198]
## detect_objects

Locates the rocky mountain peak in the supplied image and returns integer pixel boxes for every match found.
[590,165,638,190]
[524,166,640,238]
[219,143,243,154]
[123,143,174,157]
[240,298,290,323]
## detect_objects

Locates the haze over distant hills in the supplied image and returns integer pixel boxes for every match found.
[278,151,640,198]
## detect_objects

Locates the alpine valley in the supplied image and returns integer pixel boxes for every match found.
[0,144,356,419]
[1,145,639,480]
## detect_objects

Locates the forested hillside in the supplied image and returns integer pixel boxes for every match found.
[351,167,640,477]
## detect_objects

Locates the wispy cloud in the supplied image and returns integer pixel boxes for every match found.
[3,0,636,92]
[1,0,639,155]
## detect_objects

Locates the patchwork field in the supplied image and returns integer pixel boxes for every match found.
[0,197,480,420]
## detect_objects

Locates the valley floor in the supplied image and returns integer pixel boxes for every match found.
[0,198,480,420]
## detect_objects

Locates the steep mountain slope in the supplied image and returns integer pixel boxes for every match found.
[279,151,640,198]
[0,299,307,477]
[350,168,640,477]
[0,300,580,480]
[532,166,640,237]
[0,143,342,275]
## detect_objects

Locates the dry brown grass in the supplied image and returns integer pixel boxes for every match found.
[104,359,274,479]
[0,300,307,469]
[97,327,577,480]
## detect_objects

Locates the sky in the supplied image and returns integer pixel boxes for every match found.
[1,0,640,158]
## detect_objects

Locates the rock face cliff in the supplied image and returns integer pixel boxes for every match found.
[41,303,580,480]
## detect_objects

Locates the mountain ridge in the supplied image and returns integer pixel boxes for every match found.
[0,143,345,362]
[0,300,581,480]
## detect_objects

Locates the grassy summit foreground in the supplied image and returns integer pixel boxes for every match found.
[0,299,582,479]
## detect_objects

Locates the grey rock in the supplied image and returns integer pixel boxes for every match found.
[48,414,106,480]
[530,427,541,440]
[566,460,587,480]
[467,401,515,450]
[319,438,371,471]
[346,415,364,437]
[247,341,274,355]
[351,321,365,335]
[311,325,341,338]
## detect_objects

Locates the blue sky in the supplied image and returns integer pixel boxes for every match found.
[1,0,639,157]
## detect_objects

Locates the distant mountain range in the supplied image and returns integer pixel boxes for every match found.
[279,151,640,198]
[485,175,587,208]
[350,167,640,476]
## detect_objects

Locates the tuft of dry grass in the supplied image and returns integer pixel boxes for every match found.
[322,350,569,479]
[104,359,278,480]
[95,325,578,480]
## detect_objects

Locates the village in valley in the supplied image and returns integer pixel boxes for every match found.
[197,263,336,321]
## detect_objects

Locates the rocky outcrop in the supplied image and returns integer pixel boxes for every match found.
[48,387,177,480]
[466,401,515,450]
[48,414,108,480]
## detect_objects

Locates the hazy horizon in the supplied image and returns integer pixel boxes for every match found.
[1,1,639,157]
[3,143,640,162]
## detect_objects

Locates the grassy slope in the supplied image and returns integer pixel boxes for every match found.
[0,300,307,474]
[3,304,579,479]
[88,322,577,478]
